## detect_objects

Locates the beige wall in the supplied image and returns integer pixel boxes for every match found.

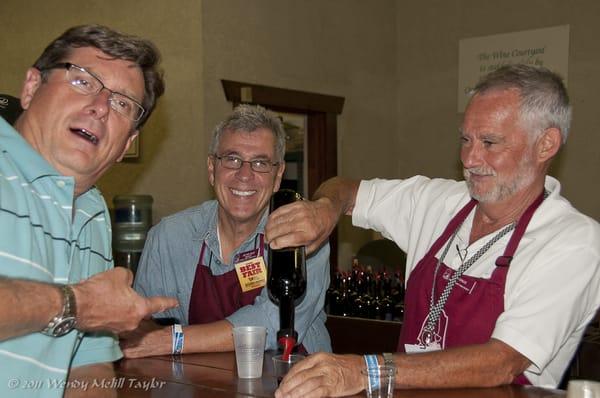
[201,0,398,268]
[1,1,598,270]
[395,0,600,221]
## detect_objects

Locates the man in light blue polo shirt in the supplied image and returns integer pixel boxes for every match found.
[0,25,177,397]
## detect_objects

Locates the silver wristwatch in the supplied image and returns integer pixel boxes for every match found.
[382,352,395,368]
[41,285,77,337]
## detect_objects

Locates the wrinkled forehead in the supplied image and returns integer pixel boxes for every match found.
[67,47,145,101]
[218,128,277,156]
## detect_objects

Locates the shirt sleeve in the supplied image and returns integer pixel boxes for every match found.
[71,332,122,368]
[353,176,464,277]
[134,225,189,324]
[227,243,331,353]
[491,219,600,383]
[134,226,164,297]
[353,176,439,250]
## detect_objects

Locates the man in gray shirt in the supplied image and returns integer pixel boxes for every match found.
[120,105,331,356]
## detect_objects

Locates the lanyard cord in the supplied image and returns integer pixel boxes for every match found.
[423,221,516,343]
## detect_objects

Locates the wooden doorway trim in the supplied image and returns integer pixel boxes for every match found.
[221,79,344,270]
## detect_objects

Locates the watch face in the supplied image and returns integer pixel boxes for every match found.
[53,318,76,337]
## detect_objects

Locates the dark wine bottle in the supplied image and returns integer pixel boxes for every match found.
[325,270,341,315]
[267,248,307,306]
[267,189,307,354]
[381,275,394,321]
[339,274,351,317]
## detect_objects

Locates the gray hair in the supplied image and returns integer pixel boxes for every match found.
[471,64,571,144]
[33,24,165,129]
[209,104,286,162]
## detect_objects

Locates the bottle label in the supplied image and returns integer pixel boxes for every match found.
[234,254,268,292]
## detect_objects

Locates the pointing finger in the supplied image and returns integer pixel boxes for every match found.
[145,296,179,316]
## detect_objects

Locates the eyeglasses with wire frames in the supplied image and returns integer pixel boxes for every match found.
[40,62,145,122]
[213,154,280,173]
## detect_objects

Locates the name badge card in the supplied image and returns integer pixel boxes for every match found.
[234,249,267,292]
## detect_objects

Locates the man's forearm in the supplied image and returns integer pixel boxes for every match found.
[2,268,178,342]
[182,320,235,353]
[312,177,360,217]
[0,278,62,341]
[120,319,235,358]
[393,339,531,389]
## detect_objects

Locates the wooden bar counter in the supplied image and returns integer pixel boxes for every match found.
[112,351,566,397]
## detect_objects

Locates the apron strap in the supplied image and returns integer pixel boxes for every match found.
[258,233,265,257]
[495,190,546,267]
[199,240,207,266]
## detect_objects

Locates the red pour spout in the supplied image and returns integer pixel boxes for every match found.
[279,336,296,361]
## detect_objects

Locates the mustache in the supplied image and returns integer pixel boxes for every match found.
[463,167,497,179]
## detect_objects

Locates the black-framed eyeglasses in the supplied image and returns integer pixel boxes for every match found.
[214,154,279,173]
[41,62,145,122]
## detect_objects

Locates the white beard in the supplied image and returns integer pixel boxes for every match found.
[464,155,536,203]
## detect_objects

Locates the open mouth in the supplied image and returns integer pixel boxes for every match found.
[71,128,99,145]
[231,189,257,197]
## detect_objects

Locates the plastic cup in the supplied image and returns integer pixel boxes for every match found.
[236,378,263,395]
[567,380,600,398]
[361,365,396,398]
[232,326,267,378]
[272,354,305,384]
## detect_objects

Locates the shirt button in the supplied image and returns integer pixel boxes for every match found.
[57,180,66,188]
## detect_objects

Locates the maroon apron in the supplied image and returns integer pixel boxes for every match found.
[188,234,265,324]
[398,192,545,385]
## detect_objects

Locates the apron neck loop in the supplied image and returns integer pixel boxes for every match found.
[427,199,478,257]
[200,233,266,267]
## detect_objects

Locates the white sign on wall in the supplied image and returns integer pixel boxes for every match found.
[457,25,570,112]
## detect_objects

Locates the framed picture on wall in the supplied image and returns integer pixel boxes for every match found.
[277,111,307,197]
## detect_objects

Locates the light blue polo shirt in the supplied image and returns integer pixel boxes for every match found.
[0,117,121,397]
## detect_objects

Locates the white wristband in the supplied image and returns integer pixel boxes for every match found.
[172,324,184,355]
[364,354,380,390]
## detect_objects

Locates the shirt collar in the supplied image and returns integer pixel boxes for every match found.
[200,202,268,261]
[0,117,61,182]
[543,175,560,196]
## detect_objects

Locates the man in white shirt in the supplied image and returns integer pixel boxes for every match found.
[266,64,600,397]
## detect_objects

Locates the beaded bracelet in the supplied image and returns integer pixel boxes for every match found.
[172,324,184,355]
